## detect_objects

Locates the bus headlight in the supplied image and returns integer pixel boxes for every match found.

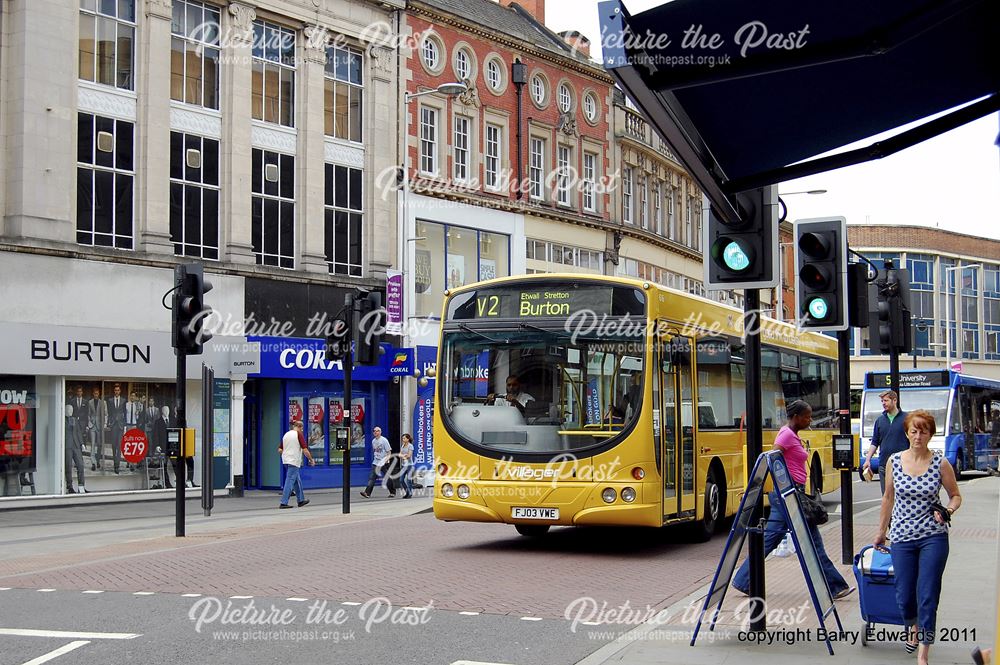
[602,488,617,503]
[457,484,470,499]
[621,487,637,503]
[441,483,455,498]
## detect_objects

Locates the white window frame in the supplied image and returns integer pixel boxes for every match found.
[582,152,597,213]
[251,20,297,128]
[453,114,470,182]
[486,59,502,90]
[419,105,438,175]
[639,176,648,229]
[79,0,136,90]
[422,37,440,71]
[325,162,364,277]
[324,45,365,143]
[622,167,633,224]
[455,48,471,81]
[485,123,502,191]
[170,0,221,109]
[529,137,545,201]
[169,131,221,260]
[531,75,546,106]
[556,144,571,206]
[653,180,662,234]
[557,83,572,113]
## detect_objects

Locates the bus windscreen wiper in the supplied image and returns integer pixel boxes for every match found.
[458,323,505,345]
[518,322,572,339]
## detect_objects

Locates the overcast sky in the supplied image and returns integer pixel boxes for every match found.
[544,0,1000,240]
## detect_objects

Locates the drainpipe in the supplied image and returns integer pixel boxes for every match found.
[512,59,528,199]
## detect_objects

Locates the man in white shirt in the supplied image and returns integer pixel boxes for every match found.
[278,420,315,508]
[360,426,393,498]
[487,375,535,415]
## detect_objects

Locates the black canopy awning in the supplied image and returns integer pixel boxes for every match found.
[601,0,1000,222]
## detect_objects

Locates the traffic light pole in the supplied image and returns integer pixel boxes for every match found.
[745,288,766,633]
[176,351,186,537]
[342,293,355,515]
[837,330,854,564]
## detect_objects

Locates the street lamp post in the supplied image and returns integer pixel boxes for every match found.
[943,263,982,373]
[398,82,467,440]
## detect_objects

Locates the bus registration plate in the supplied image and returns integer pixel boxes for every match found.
[512,507,559,520]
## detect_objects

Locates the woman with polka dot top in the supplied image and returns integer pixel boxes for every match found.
[874,410,961,665]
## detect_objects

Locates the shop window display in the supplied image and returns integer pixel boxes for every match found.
[65,379,176,492]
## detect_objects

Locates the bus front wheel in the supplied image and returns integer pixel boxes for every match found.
[811,459,824,496]
[515,524,550,537]
[693,468,725,541]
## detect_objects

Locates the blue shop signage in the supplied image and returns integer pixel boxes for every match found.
[250,337,413,381]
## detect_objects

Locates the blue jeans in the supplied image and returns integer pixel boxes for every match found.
[890,533,949,645]
[399,466,413,496]
[280,464,305,506]
[733,490,849,595]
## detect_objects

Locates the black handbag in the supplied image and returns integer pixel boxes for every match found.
[929,501,952,524]
[796,488,829,526]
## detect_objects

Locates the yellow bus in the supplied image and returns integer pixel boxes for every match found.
[432,274,841,538]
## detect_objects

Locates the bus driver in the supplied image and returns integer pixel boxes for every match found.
[487,375,535,415]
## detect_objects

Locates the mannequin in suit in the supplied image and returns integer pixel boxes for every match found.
[87,386,108,471]
[105,384,126,474]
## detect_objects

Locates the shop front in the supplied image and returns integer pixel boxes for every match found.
[245,337,412,490]
[0,322,239,498]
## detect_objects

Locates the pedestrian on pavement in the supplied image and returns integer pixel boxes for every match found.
[874,410,961,665]
[863,389,909,494]
[278,420,314,509]
[398,433,414,498]
[360,426,392,498]
[732,400,854,600]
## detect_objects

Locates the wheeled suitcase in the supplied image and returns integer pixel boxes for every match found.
[853,545,905,645]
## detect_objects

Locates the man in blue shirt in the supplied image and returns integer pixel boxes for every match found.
[862,389,909,494]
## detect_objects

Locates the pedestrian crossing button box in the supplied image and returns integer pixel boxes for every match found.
[833,434,855,469]
[334,427,349,451]
[166,428,182,458]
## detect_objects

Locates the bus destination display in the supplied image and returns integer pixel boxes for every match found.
[448,285,645,320]
[865,370,949,389]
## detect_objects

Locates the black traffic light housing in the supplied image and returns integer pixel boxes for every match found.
[793,217,848,331]
[703,187,779,290]
[867,266,912,354]
[325,315,351,362]
[172,263,213,355]
[355,290,385,366]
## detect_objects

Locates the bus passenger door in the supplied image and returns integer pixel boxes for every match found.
[660,334,697,518]
[677,339,696,514]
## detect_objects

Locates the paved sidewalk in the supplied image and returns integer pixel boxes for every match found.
[580,476,999,665]
[0,486,433,562]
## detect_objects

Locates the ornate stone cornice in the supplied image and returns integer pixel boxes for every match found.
[78,84,137,121]
[369,45,393,81]
[228,2,256,43]
[324,140,365,168]
[251,123,298,153]
[170,104,223,138]
[303,25,329,65]
[407,2,612,83]
[146,0,172,20]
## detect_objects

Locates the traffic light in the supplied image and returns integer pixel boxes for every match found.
[325,317,350,362]
[704,187,779,290]
[172,263,213,355]
[793,217,848,331]
[355,291,385,366]
[867,267,912,354]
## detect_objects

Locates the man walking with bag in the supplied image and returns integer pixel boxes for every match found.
[278,420,314,509]
[360,426,392,498]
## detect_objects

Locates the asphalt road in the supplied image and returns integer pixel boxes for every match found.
[0,477,901,665]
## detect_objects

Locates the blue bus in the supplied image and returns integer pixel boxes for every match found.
[861,370,1000,476]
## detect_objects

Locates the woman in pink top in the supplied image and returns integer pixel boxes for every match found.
[732,400,853,599]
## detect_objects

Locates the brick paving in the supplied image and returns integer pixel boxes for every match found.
[0,511,726,620]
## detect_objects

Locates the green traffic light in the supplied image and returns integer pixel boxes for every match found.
[722,241,751,272]
[807,297,830,320]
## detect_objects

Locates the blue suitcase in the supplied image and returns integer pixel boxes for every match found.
[853,545,905,645]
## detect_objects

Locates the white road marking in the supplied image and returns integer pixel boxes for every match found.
[20,640,90,665]
[581,621,602,626]
[37,589,55,593]
[133,592,155,596]
[0,587,10,591]
[402,606,430,611]
[458,611,480,616]
[181,593,202,598]
[286,597,309,602]
[450,662,516,665]
[519,616,543,621]
[81,591,104,594]
[0,628,139,640]
[341,601,361,606]
[230,595,253,599]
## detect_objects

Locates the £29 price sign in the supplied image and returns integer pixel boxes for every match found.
[121,428,149,464]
